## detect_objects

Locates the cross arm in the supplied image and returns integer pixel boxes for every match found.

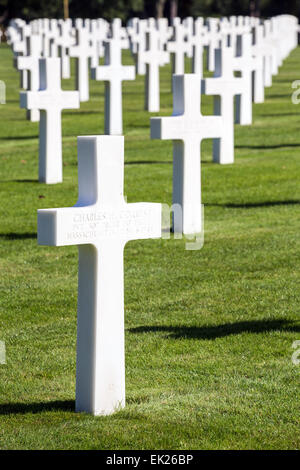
[202,77,244,97]
[91,65,135,82]
[61,91,80,110]
[38,203,161,247]
[91,65,114,81]
[20,90,79,111]
[17,56,36,72]
[150,116,185,141]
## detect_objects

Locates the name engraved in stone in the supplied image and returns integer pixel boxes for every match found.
[66,208,156,240]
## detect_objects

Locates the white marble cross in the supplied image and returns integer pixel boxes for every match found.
[233,33,256,125]
[191,18,208,76]
[69,28,94,102]
[89,20,104,69]
[127,17,140,53]
[38,135,161,415]
[132,20,147,75]
[110,18,130,49]
[151,74,223,235]
[182,17,194,58]
[91,40,135,135]
[157,17,172,64]
[202,46,246,164]
[167,24,190,75]
[139,29,168,112]
[252,25,265,103]
[56,19,73,79]
[20,58,80,184]
[206,18,222,72]
[264,19,278,76]
[17,35,42,122]
[13,27,29,90]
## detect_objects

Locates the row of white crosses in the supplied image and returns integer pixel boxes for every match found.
[7,14,298,187]
[8,14,299,131]
[4,15,300,416]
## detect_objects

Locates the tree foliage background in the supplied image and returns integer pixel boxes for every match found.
[0,0,300,23]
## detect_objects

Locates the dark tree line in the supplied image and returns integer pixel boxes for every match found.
[1,0,300,24]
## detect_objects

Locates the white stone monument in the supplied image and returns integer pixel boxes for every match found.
[202,46,246,164]
[252,25,265,103]
[69,28,94,102]
[140,29,168,112]
[206,18,222,72]
[233,33,256,126]
[17,34,42,122]
[167,24,190,75]
[56,19,73,79]
[91,40,135,135]
[38,135,162,415]
[133,20,148,75]
[190,18,208,76]
[151,74,223,235]
[110,18,130,49]
[20,58,80,184]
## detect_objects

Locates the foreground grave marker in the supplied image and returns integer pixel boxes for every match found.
[151,74,223,235]
[20,58,80,184]
[38,135,161,415]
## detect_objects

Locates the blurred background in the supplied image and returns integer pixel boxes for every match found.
[0,0,300,24]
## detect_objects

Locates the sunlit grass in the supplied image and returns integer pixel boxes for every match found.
[0,44,299,450]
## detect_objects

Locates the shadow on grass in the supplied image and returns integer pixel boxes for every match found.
[125,160,172,165]
[236,143,300,150]
[0,232,36,240]
[63,110,101,116]
[0,400,74,415]
[267,94,290,99]
[0,135,38,141]
[13,179,38,183]
[206,200,300,209]
[259,113,298,118]
[129,319,300,340]
[125,160,214,165]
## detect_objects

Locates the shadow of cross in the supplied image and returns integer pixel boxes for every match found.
[37,136,161,416]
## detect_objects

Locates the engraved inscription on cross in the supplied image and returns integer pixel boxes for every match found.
[38,135,161,415]
[151,74,223,235]
[20,58,80,184]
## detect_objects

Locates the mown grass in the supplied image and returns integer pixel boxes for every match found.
[0,43,299,450]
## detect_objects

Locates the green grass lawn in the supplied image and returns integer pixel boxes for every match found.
[0,43,299,450]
